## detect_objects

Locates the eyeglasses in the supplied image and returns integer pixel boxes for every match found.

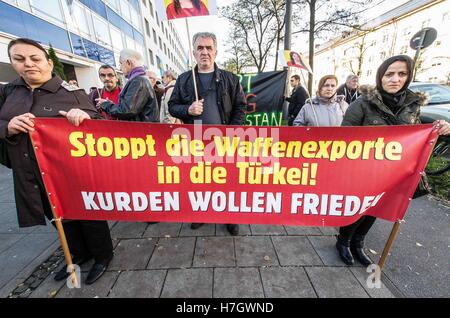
[100,73,116,78]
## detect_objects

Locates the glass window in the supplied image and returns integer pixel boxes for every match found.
[0,1,28,38]
[153,29,157,44]
[70,33,87,57]
[145,19,150,37]
[0,2,71,53]
[149,49,154,65]
[83,39,115,66]
[104,0,119,11]
[120,1,132,21]
[110,27,124,51]
[30,0,64,22]
[130,7,141,31]
[126,35,135,50]
[68,3,91,36]
[93,16,111,46]
[148,1,154,17]
[133,29,144,45]
[91,0,107,19]
[17,0,31,11]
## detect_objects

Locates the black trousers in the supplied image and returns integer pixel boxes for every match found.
[339,216,376,241]
[40,185,113,265]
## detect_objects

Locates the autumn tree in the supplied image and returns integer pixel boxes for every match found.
[220,0,286,72]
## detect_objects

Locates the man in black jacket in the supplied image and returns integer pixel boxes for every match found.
[169,32,246,235]
[286,75,308,126]
[98,49,159,122]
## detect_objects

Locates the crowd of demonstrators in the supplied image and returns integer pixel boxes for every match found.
[168,32,246,236]
[0,38,114,285]
[293,75,348,127]
[286,75,309,126]
[337,74,360,105]
[88,64,122,120]
[97,49,159,122]
[2,33,450,291]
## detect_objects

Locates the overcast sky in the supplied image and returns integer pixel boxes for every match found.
[168,0,410,65]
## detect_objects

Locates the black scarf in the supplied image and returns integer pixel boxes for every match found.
[375,55,414,112]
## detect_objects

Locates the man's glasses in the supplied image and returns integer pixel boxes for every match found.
[100,73,116,78]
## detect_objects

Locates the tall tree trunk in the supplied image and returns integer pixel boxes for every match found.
[308,0,316,95]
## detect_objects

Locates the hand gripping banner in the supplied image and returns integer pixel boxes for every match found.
[30,119,437,227]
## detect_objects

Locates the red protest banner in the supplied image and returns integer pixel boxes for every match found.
[30,119,436,227]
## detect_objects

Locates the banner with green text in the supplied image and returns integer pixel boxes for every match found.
[239,71,287,126]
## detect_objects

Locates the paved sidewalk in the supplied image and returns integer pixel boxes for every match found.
[19,222,398,298]
[0,166,58,298]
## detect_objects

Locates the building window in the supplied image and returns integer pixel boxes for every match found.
[110,26,124,51]
[93,16,111,47]
[149,49,154,65]
[30,0,64,23]
[142,0,146,7]
[145,18,150,37]
[148,1,154,17]
[159,36,162,50]
[153,29,157,44]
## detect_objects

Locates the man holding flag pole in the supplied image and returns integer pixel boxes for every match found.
[168,31,246,235]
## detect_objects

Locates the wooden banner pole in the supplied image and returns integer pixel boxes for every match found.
[30,136,79,288]
[185,18,199,101]
[378,220,402,271]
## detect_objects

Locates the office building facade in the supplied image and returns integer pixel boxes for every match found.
[0,0,188,90]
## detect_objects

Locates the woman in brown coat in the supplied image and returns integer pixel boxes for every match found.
[0,38,113,285]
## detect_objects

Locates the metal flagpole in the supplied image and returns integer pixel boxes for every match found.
[185,18,199,101]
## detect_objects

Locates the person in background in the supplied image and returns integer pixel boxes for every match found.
[337,74,360,105]
[89,65,121,120]
[336,55,450,266]
[293,75,348,127]
[160,70,180,124]
[147,71,165,110]
[0,38,113,285]
[68,79,78,87]
[286,75,308,126]
[97,49,159,122]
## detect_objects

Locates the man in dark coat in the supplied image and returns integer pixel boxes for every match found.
[97,49,159,122]
[286,74,308,126]
[169,32,246,235]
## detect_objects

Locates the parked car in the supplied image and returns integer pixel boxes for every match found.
[409,82,450,123]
